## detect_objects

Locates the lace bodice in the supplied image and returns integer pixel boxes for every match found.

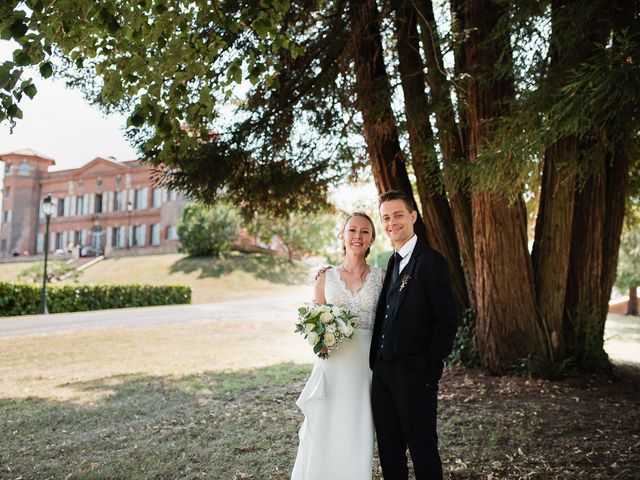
[324,266,382,330]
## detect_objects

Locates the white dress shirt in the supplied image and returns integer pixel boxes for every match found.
[396,234,418,274]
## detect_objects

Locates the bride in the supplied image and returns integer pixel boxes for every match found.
[292,212,384,480]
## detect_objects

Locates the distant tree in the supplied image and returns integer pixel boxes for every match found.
[615,227,640,316]
[177,203,238,257]
[615,187,640,316]
[259,212,337,262]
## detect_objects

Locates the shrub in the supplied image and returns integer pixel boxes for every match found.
[0,282,191,317]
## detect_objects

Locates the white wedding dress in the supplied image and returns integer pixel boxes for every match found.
[291,266,382,480]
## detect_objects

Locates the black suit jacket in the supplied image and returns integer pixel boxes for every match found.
[369,239,458,384]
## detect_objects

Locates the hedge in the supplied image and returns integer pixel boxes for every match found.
[0,282,192,317]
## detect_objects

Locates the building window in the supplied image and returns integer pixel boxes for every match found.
[95,193,103,213]
[166,225,177,240]
[18,162,30,175]
[151,224,160,246]
[135,188,148,210]
[152,189,163,208]
[133,224,146,246]
[76,196,84,216]
[57,198,65,217]
[2,210,9,223]
[113,191,123,212]
[1,239,6,253]
[4,186,10,198]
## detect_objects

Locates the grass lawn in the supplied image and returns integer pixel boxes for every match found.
[0,253,312,304]
[1,316,639,479]
[0,260,42,282]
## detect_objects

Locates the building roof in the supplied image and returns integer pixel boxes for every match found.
[0,148,56,164]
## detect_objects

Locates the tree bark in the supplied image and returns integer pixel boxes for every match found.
[532,139,576,361]
[628,287,638,316]
[348,0,427,242]
[564,153,607,369]
[411,0,475,310]
[598,146,631,327]
[531,0,585,362]
[391,0,468,310]
[464,0,547,373]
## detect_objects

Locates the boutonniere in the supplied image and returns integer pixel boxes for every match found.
[399,274,412,291]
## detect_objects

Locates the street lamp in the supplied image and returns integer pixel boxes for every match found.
[40,194,55,314]
[126,200,133,249]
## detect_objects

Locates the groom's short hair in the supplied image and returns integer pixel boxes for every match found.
[379,190,416,212]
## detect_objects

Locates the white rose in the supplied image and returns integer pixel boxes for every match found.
[331,306,342,317]
[325,324,336,334]
[304,323,314,333]
[307,332,319,346]
[339,323,354,337]
[321,305,331,314]
[324,332,336,347]
[320,312,333,323]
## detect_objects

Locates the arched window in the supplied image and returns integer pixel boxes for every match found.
[18,162,30,175]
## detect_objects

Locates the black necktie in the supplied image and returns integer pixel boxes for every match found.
[391,251,402,285]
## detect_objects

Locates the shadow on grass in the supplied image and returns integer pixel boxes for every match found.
[169,253,309,285]
[0,363,312,480]
[1,364,639,479]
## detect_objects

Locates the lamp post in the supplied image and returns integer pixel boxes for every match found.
[40,195,55,314]
[126,201,133,249]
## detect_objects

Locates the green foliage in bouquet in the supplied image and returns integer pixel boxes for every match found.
[295,303,357,359]
[0,282,191,317]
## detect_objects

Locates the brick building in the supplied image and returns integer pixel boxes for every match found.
[0,149,188,258]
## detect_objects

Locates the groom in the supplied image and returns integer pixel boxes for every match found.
[370,190,458,479]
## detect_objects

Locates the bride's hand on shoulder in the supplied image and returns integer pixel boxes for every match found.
[314,265,333,280]
[314,266,331,305]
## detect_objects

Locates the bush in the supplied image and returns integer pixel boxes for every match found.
[177,203,239,257]
[0,282,191,317]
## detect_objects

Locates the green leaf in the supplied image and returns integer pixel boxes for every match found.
[23,82,37,99]
[10,19,28,39]
[7,103,23,119]
[39,61,53,78]
[13,50,31,66]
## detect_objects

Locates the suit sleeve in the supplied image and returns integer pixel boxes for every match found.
[424,252,459,377]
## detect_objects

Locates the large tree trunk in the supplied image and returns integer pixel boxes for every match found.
[411,0,476,310]
[628,287,638,316]
[564,153,608,370]
[464,0,547,373]
[531,0,584,362]
[391,0,469,311]
[562,1,631,372]
[532,139,576,361]
[348,0,427,242]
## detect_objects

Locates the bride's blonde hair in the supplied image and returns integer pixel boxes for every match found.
[339,212,376,258]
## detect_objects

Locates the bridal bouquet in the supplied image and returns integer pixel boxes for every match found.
[295,303,357,359]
